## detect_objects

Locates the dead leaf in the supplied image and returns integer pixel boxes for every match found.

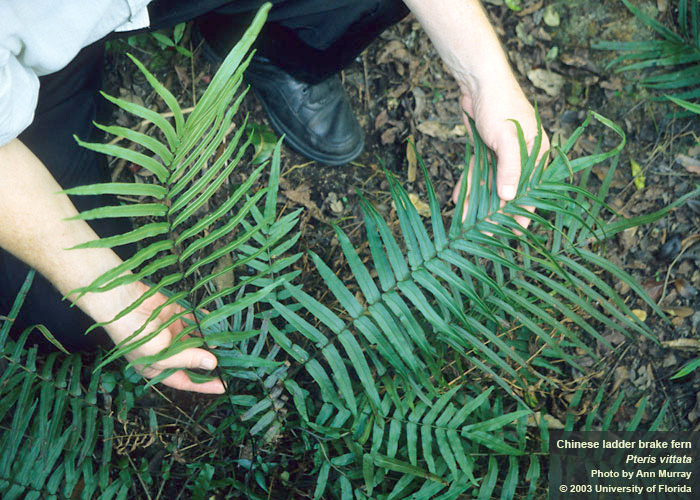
[612,366,630,393]
[630,159,645,190]
[600,77,623,91]
[374,109,389,130]
[118,87,145,107]
[282,182,326,222]
[381,127,399,145]
[672,316,685,327]
[526,411,564,429]
[662,353,678,368]
[411,87,427,117]
[387,83,409,99]
[517,0,544,17]
[560,52,596,71]
[620,227,638,250]
[408,193,431,217]
[592,165,626,188]
[632,309,647,322]
[675,278,698,299]
[416,121,467,140]
[681,233,700,251]
[377,40,411,64]
[664,307,695,318]
[662,338,700,350]
[407,135,417,183]
[688,393,700,423]
[642,278,666,302]
[173,64,191,88]
[543,4,560,27]
[527,69,565,96]
[516,21,535,46]
[676,154,700,175]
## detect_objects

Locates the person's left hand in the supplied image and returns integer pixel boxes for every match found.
[452,82,550,230]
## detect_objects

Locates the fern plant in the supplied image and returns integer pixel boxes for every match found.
[257,112,697,499]
[7,2,698,497]
[593,0,700,102]
[0,271,135,499]
[63,4,298,389]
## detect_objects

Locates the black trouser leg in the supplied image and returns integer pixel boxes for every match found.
[152,0,409,83]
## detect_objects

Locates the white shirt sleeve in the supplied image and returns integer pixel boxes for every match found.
[0,0,151,147]
[0,48,39,147]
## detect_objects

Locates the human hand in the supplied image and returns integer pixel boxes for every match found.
[103,282,225,394]
[452,81,550,231]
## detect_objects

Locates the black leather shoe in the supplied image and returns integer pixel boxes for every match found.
[193,25,364,166]
[244,57,364,166]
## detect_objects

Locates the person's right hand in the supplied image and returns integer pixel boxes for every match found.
[452,81,550,230]
[103,282,225,394]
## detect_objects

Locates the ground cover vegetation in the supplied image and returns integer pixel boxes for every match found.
[2,1,700,498]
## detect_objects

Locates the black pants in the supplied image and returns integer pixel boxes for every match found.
[0,0,408,351]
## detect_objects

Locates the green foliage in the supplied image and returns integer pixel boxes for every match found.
[3,3,697,498]
[64,5,295,385]
[504,0,522,13]
[151,22,193,59]
[0,271,133,499]
[593,0,700,102]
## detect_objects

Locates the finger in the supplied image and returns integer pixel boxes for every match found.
[495,136,522,201]
[160,370,225,394]
[514,205,535,231]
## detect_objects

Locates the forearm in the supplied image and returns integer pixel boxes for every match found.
[403,0,521,95]
[0,139,139,324]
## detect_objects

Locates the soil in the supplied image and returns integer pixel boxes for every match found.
[100,0,700,496]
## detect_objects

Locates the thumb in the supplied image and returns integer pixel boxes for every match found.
[496,140,522,201]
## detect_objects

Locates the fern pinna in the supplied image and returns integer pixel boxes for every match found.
[4,2,695,498]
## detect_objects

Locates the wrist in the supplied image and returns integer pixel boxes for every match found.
[74,275,145,326]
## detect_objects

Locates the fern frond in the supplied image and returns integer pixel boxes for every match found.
[593,0,700,101]
[63,5,302,384]
[0,283,132,498]
[261,108,692,497]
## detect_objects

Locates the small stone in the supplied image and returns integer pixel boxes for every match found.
[671,316,685,328]
[688,393,700,423]
[662,353,678,368]
[678,260,693,276]
[691,311,700,330]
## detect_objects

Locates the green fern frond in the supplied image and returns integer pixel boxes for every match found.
[62,5,303,382]
[262,109,694,497]
[593,0,700,101]
[0,273,132,499]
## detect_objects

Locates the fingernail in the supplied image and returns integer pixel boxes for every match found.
[501,185,517,200]
[200,358,215,370]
